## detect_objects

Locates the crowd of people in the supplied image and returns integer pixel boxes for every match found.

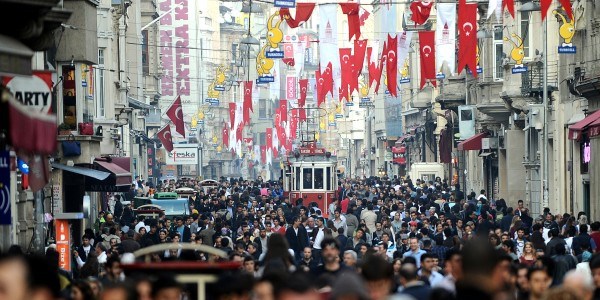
[2,176,600,300]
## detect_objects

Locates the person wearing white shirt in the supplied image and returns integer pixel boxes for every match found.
[312,217,325,263]
[418,253,444,287]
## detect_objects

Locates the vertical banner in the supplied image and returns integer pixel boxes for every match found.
[286,76,297,100]
[435,3,457,76]
[384,93,403,138]
[55,219,71,272]
[0,151,10,225]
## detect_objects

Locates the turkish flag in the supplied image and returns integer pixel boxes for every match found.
[359,7,370,26]
[229,102,236,129]
[298,79,308,107]
[457,2,478,77]
[339,48,353,102]
[158,125,174,152]
[375,42,387,94]
[260,145,266,164]
[367,47,382,91]
[386,34,398,97]
[352,39,368,94]
[290,110,299,140]
[503,0,515,18]
[243,81,253,125]
[315,69,325,107]
[410,0,434,26]
[166,96,185,137]
[279,100,288,123]
[418,31,437,89]
[280,3,316,28]
[340,3,361,41]
[299,107,307,122]
[236,125,243,142]
[541,0,572,21]
[323,62,334,98]
[275,108,281,128]
[222,124,229,148]
[266,128,273,151]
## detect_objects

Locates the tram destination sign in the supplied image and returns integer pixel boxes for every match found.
[299,147,326,155]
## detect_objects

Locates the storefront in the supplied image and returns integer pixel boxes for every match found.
[568,110,600,219]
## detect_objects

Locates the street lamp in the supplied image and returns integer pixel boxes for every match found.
[519,1,548,214]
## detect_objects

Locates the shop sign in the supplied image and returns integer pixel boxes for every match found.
[165,144,198,165]
[2,71,53,114]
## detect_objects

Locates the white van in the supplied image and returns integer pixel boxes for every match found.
[408,162,445,183]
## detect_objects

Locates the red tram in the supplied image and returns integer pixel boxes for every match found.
[282,141,338,217]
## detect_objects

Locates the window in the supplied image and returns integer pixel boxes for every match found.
[142,30,149,75]
[204,17,212,26]
[259,99,271,119]
[314,168,324,189]
[244,17,249,30]
[303,168,313,189]
[460,109,473,121]
[62,66,76,129]
[520,11,531,58]
[258,132,266,146]
[326,167,331,190]
[493,26,504,81]
[295,167,301,190]
[97,49,105,117]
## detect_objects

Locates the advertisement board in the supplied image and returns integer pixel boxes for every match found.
[55,219,71,272]
[165,144,198,165]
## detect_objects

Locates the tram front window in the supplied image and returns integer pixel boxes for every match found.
[314,168,324,189]
[303,168,312,189]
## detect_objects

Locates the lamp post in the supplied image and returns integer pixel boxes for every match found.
[520,1,548,213]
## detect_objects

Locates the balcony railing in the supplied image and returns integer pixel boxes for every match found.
[520,60,558,99]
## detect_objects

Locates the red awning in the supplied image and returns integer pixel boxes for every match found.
[457,132,488,151]
[94,159,132,187]
[589,118,600,137]
[569,110,600,140]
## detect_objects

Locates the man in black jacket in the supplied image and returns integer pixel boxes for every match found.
[286,216,309,261]
[174,216,192,243]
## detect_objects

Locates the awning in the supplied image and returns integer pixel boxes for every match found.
[569,110,600,140]
[395,134,414,145]
[457,132,488,151]
[51,163,111,181]
[128,96,153,110]
[589,118,600,137]
[0,35,33,76]
[94,159,132,187]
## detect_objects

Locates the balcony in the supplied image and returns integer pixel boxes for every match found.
[56,134,103,164]
[476,80,509,122]
[568,62,600,101]
[436,76,466,111]
[520,60,558,99]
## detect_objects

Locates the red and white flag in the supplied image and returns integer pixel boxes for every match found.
[503,0,515,18]
[457,1,478,77]
[352,39,368,94]
[541,0,573,21]
[339,47,353,102]
[436,3,457,75]
[367,45,383,93]
[158,124,174,152]
[298,79,308,107]
[166,96,185,137]
[386,34,398,97]
[243,81,253,125]
[260,145,267,164]
[418,31,437,89]
[279,3,316,28]
[266,128,273,151]
[279,100,288,123]
[410,0,434,26]
[222,124,229,149]
[340,2,361,41]
[229,102,236,129]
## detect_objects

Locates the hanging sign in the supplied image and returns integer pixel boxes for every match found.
[554,10,576,54]
[274,0,295,8]
[505,33,527,74]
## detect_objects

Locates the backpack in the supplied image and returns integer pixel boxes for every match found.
[495,209,504,222]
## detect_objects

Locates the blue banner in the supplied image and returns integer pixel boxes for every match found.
[0,151,10,225]
[384,93,403,138]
